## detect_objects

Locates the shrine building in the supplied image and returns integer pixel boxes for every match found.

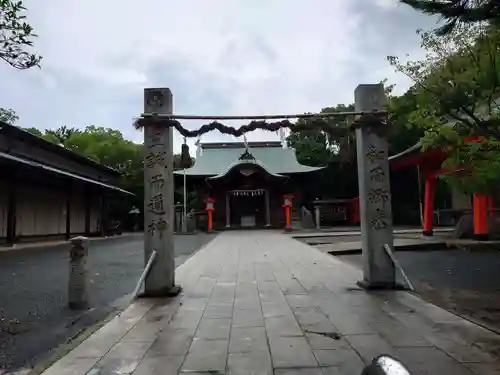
[0,121,133,245]
[175,141,323,229]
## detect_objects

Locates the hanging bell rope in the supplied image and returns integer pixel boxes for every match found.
[339,135,353,164]
[180,136,191,169]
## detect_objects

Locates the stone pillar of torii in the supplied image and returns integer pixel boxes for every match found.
[354,84,396,289]
[142,88,180,297]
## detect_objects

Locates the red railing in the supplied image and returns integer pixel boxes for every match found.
[347,197,360,225]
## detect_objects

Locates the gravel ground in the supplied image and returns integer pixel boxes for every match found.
[338,249,500,333]
[0,233,215,372]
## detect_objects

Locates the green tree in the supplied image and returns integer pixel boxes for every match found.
[1,1,42,129]
[22,126,43,136]
[388,24,500,194]
[1,0,42,69]
[287,105,354,167]
[400,0,500,35]
[45,126,78,144]
[287,131,334,167]
[61,126,138,170]
[0,108,18,124]
[385,84,424,155]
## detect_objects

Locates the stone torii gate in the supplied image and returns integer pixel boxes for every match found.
[139,84,398,297]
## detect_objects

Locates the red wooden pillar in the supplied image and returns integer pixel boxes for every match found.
[473,194,488,240]
[422,176,436,236]
[488,195,495,218]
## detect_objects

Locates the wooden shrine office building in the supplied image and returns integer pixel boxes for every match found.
[175,141,323,229]
[0,121,133,245]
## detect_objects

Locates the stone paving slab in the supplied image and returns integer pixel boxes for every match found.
[314,236,448,255]
[291,227,454,238]
[40,231,500,375]
[0,233,143,253]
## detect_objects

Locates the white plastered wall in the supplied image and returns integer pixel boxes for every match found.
[70,191,86,234]
[2,181,105,239]
[451,187,472,210]
[15,185,66,237]
[90,199,100,233]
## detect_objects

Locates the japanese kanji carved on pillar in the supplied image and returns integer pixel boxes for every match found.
[354,84,396,289]
[143,88,180,297]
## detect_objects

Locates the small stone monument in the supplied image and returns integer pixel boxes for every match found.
[301,206,315,229]
[68,236,89,310]
[186,210,197,233]
[453,214,474,239]
[453,213,500,240]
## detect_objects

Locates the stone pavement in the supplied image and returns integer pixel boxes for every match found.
[290,227,454,238]
[312,234,448,255]
[40,231,500,375]
[0,233,142,253]
[0,233,215,373]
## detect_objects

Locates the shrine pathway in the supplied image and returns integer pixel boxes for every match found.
[0,233,215,373]
[40,231,500,375]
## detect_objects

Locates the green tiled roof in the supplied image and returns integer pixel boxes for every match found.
[208,159,287,181]
[175,142,323,177]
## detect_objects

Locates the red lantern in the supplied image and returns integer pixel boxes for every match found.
[205,198,215,232]
[282,194,294,231]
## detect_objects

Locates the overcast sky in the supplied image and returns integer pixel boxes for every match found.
[0,0,440,152]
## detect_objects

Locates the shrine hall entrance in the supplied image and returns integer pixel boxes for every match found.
[228,189,270,229]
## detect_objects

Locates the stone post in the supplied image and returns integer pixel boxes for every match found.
[354,84,396,289]
[143,88,180,297]
[226,193,231,228]
[314,201,321,230]
[68,236,89,310]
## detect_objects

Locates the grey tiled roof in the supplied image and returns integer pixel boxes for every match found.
[0,151,133,195]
